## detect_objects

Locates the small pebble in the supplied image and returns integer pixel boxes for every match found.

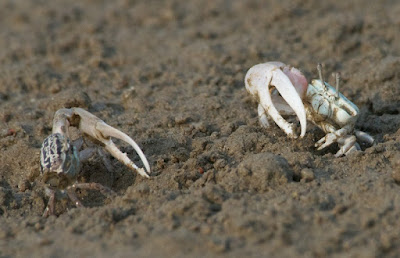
[39,238,53,246]
[174,115,189,125]
[213,159,227,169]
[300,168,315,182]
[208,238,229,253]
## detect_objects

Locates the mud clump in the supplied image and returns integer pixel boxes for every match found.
[236,152,293,192]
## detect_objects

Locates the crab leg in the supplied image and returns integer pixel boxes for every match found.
[245,63,307,138]
[355,130,375,145]
[335,135,358,157]
[43,188,56,217]
[66,188,84,208]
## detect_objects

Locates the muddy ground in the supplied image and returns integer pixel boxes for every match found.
[0,0,400,257]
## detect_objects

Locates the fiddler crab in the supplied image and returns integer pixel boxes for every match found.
[40,107,150,217]
[245,61,374,157]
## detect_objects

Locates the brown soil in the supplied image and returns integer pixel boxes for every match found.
[1,0,400,257]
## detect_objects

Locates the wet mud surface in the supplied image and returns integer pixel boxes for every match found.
[1,0,400,257]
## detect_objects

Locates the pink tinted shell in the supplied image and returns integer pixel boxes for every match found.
[282,66,308,99]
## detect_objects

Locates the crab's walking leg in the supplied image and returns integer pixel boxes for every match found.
[78,145,115,183]
[315,127,348,150]
[66,188,83,208]
[75,137,115,183]
[355,130,375,145]
[97,148,114,183]
[315,124,363,157]
[336,135,359,157]
[78,145,97,161]
[43,188,56,217]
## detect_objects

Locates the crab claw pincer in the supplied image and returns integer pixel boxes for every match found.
[53,108,151,178]
[245,62,308,138]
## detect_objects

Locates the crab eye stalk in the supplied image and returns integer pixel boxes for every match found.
[317,63,327,91]
[335,72,341,99]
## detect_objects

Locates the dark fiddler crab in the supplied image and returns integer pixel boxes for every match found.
[40,108,150,217]
[245,62,374,157]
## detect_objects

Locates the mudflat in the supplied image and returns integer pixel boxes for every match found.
[1,1,399,257]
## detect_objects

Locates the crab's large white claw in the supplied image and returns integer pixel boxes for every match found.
[95,121,151,178]
[245,62,307,138]
[54,108,151,178]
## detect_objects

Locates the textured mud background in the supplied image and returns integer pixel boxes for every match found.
[1,0,400,257]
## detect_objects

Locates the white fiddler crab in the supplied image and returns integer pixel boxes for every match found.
[40,107,150,217]
[245,61,374,157]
